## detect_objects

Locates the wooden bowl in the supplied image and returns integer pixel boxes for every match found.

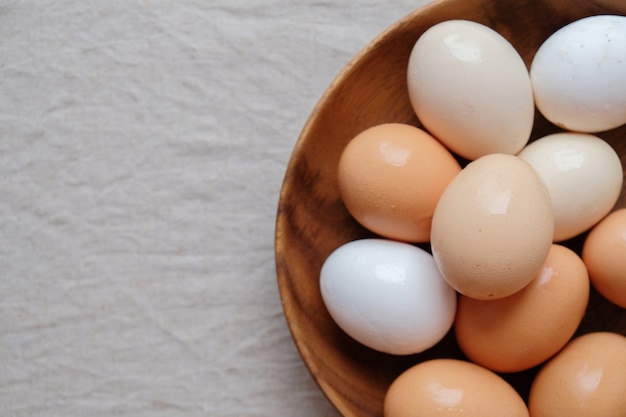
[275,0,626,416]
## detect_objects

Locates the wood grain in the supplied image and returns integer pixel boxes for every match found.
[275,0,626,415]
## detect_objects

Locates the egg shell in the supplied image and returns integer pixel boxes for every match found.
[431,153,554,300]
[337,123,461,242]
[530,15,626,132]
[518,132,623,242]
[319,238,457,355]
[407,19,534,160]
[582,208,626,309]
[528,332,626,417]
[455,244,590,373]
[384,358,529,417]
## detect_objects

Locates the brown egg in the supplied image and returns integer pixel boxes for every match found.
[582,208,626,308]
[430,153,554,300]
[528,332,626,417]
[384,358,529,417]
[338,123,461,242]
[455,244,590,373]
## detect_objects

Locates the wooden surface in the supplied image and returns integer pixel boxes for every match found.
[275,0,626,416]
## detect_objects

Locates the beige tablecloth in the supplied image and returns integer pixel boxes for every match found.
[0,1,430,415]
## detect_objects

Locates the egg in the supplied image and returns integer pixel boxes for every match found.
[528,332,626,417]
[319,238,457,355]
[384,359,529,417]
[337,123,461,242]
[455,244,590,373]
[530,15,626,132]
[582,208,626,309]
[431,153,554,300]
[517,132,623,241]
[407,20,534,160]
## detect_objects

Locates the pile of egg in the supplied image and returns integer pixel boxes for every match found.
[319,15,626,417]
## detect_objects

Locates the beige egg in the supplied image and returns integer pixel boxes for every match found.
[407,20,534,160]
[455,244,590,373]
[518,132,623,242]
[431,154,554,300]
[384,359,529,417]
[529,332,626,417]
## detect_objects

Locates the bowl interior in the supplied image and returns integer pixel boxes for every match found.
[275,0,626,416]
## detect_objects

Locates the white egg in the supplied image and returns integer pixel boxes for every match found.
[518,132,623,242]
[320,238,457,355]
[407,20,534,160]
[531,15,626,132]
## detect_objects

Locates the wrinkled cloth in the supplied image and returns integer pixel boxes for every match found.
[0,1,427,416]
